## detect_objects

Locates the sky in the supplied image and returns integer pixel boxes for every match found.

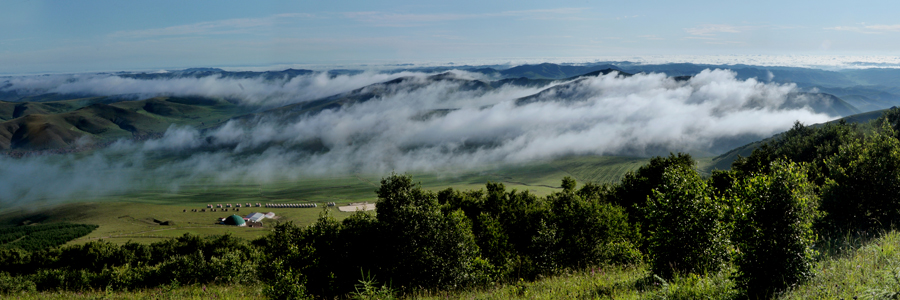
[1,0,899,74]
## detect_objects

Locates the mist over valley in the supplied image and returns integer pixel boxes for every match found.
[4,62,894,205]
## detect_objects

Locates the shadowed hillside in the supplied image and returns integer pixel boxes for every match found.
[0,96,247,150]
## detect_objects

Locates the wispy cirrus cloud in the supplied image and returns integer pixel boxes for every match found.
[109,13,313,38]
[824,26,880,34]
[825,24,900,34]
[866,24,900,31]
[343,8,590,27]
[684,24,743,36]
[638,35,664,40]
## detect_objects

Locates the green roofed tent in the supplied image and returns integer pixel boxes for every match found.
[223,214,246,226]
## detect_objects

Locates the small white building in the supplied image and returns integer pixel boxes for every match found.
[246,212,266,223]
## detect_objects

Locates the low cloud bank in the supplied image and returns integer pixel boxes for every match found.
[0,69,836,205]
[1,70,459,107]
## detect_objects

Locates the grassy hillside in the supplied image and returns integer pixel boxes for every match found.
[109,96,246,129]
[413,231,900,299]
[700,108,888,174]
[0,97,109,121]
[0,96,248,150]
[0,103,166,150]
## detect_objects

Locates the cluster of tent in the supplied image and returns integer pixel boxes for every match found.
[265,203,318,208]
[208,203,263,209]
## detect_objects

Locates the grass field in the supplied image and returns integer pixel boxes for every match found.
[0,155,652,246]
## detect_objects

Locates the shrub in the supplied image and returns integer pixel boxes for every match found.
[644,165,729,279]
[613,153,696,250]
[821,124,900,232]
[0,271,35,294]
[263,261,310,300]
[375,173,490,290]
[546,177,641,269]
[731,160,819,298]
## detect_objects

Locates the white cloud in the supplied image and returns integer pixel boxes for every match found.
[824,26,881,34]
[685,24,742,36]
[109,13,314,38]
[638,35,664,40]
[1,70,427,107]
[342,8,590,27]
[0,69,837,205]
[865,24,900,31]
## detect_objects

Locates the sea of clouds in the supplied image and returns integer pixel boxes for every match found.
[0,68,836,204]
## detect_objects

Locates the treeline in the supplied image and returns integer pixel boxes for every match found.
[254,106,900,299]
[5,109,900,298]
[0,223,98,251]
[0,234,258,294]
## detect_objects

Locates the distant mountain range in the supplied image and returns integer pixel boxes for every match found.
[6,62,900,106]
[1,62,898,152]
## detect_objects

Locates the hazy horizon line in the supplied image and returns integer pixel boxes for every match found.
[4,54,900,77]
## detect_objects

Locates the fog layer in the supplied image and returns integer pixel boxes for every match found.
[0,69,835,204]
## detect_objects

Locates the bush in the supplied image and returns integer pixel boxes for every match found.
[613,153,696,250]
[643,165,729,279]
[731,160,819,298]
[263,261,310,300]
[375,174,491,290]
[545,177,641,269]
[821,124,900,232]
[0,223,98,251]
[0,271,35,294]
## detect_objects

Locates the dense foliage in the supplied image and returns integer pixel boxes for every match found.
[731,161,819,298]
[6,108,900,298]
[0,223,98,251]
[0,233,258,294]
[821,124,900,232]
[644,165,729,278]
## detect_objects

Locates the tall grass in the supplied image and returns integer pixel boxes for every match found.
[417,231,900,300]
[780,231,900,299]
[417,265,738,300]
[4,283,262,300]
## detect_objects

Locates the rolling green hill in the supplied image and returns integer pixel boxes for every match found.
[0,96,249,150]
[702,108,888,173]
[0,103,163,150]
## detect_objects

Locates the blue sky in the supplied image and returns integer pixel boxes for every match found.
[1,0,899,74]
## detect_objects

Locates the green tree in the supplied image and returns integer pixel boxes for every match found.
[643,165,729,278]
[730,120,860,186]
[547,177,640,269]
[732,161,819,298]
[821,123,900,232]
[613,152,696,248]
[375,173,490,290]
